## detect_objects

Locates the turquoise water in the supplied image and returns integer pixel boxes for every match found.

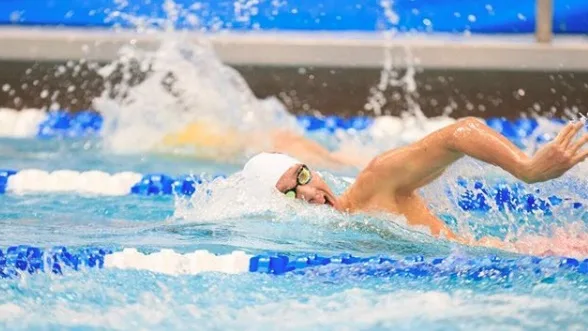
[0,137,587,330]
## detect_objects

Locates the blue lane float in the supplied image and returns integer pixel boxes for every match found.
[1,245,586,280]
[27,110,573,145]
[0,169,583,214]
[0,170,17,194]
[0,245,111,278]
[36,111,103,138]
[455,179,584,214]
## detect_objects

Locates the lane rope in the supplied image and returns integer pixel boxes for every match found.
[0,169,582,214]
[1,245,586,279]
[0,109,567,143]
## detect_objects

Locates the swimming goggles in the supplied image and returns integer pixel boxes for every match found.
[284,165,312,198]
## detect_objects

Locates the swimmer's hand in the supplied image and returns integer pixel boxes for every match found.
[521,121,588,183]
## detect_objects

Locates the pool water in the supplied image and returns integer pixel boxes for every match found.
[1,130,587,330]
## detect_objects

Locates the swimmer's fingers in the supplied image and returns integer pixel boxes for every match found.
[555,122,576,144]
[572,149,588,164]
[570,133,588,155]
[560,121,583,147]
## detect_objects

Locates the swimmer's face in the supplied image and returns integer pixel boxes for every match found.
[275,164,337,207]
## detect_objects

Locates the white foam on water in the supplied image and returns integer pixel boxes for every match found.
[173,170,350,224]
[0,288,583,330]
[6,169,142,195]
[215,289,581,330]
[0,108,46,138]
[105,248,252,275]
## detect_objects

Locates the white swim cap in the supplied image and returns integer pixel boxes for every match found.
[242,152,301,191]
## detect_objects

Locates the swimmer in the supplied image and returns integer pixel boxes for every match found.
[161,120,372,169]
[241,118,588,249]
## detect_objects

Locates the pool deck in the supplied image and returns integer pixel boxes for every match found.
[1,27,588,71]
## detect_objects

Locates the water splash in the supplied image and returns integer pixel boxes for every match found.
[94,38,299,159]
[95,0,300,160]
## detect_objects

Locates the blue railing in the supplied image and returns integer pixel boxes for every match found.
[0,1,586,34]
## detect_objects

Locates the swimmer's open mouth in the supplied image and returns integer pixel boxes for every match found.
[324,195,334,207]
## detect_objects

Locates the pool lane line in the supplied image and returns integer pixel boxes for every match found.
[0,169,583,214]
[0,108,568,142]
[1,245,586,279]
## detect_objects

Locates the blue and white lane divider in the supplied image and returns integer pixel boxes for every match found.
[0,109,572,142]
[1,245,586,279]
[0,169,583,214]
[0,169,224,196]
[0,169,144,196]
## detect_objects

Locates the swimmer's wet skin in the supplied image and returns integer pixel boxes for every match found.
[243,118,588,251]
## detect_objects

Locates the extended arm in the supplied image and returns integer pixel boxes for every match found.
[373,118,588,192]
[270,129,370,170]
[161,121,369,169]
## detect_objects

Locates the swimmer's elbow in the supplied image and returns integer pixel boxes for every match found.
[444,117,483,150]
